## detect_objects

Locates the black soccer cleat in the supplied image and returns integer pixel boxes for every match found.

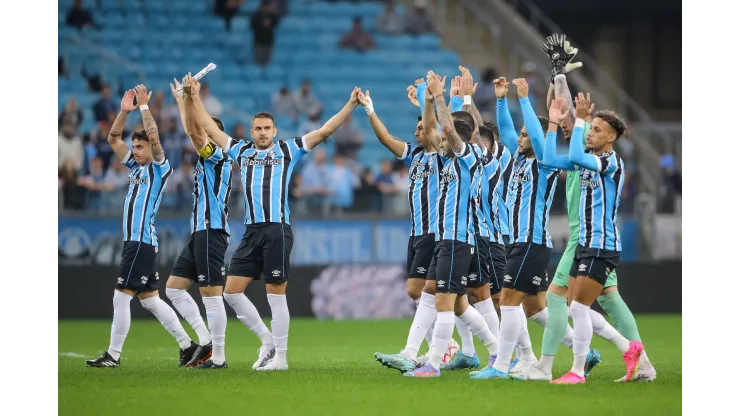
[185,342,213,368]
[190,359,228,370]
[179,341,199,367]
[86,351,120,368]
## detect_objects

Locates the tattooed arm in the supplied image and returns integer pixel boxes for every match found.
[134,84,165,162]
[108,89,135,161]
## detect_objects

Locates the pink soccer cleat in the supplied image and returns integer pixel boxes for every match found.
[550,371,586,384]
[622,341,644,381]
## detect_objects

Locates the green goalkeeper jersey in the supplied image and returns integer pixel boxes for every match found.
[565,122,591,235]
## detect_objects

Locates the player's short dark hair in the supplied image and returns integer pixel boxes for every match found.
[452,111,475,131]
[593,110,627,139]
[211,117,225,132]
[132,130,149,142]
[417,115,422,122]
[252,112,276,126]
[478,126,495,148]
[537,116,549,134]
[483,121,499,141]
[453,119,473,143]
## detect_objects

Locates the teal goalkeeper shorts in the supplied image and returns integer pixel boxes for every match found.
[553,235,617,288]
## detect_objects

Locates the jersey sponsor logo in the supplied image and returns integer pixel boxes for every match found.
[410,169,437,181]
[129,177,148,185]
[511,173,532,183]
[242,155,282,167]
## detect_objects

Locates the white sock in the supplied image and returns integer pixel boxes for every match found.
[166,288,212,345]
[529,307,548,327]
[266,294,290,360]
[455,316,476,356]
[202,296,227,364]
[589,309,630,353]
[223,293,273,347]
[140,296,192,349]
[569,301,593,376]
[473,298,500,340]
[517,306,537,363]
[108,291,132,360]
[428,311,455,370]
[562,325,575,349]
[537,355,555,374]
[493,306,520,373]
[640,351,654,371]
[415,298,435,348]
[459,306,498,356]
[402,292,437,360]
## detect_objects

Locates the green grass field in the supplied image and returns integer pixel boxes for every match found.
[59,315,681,415]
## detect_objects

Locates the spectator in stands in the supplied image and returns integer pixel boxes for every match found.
[59,97,83,132]
[150,90,166,125]
[327,155,358,214]
[340,17,377,53]
[232,123,248,141]
[78,156,113,212]
[215,0,246,31]
[298,110,322,137]
[103,156,130,190]
[620,171,637,214]
[376,0,404,35]
[522,61,545,113]
[293,79,323,118]
[251,0,281,67]
[288,174,307,216]
[333,113,364,160]
[404,0,435,35]
[164,155,196,211]
[93,85,116,123]
[161,117,186,170]
[300,149,334,216]
[658,154,682,213]
[59,160,85,211]
[271,86,298,121]
[84,121,114,172]
[474,68,497,117]
[59,121,84,172]
[66,0,96,30]
[376,160,401,212]
[200,83,223,117]
[353,168,380,212]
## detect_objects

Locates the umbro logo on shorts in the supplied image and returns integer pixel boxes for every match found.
[468,273,477,281]
[417,267,427,274]
[437,280,445,287]
[503,275,512,283]
[272,270,281,277]
[579,264,587,272]
[198,275,205,282]
[117,277,123,284]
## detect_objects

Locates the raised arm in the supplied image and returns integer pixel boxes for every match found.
[428,71,464,153]
[357,89,406,158]
[494,77,518,153]
[180,75,208,151]
[187,75,231,149]
[512,78,546,161]
[134,84,165,162]
[543,97,576,170]
[568,93,601,171]
[420,80,441,151]
[302,88,360,151]
[170,77,207,151]
[459,66,485,130]
[108,90,135,161]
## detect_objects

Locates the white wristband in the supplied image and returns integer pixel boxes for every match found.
[463,95,472,105]
[139,104,149,111]
[363,99,374,115]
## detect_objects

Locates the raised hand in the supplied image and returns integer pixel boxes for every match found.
[134,84,152,107]
[349,87,361,106]
[426,70,446,97]
[450,76,462,98]
[511,78,529,98]
[169,78,183,101]
[458,66,478,96]
[574,92,591,120]
[494,77,508,98]
[358,89,371,107]
[120,89,138,112]
[406,85,420,107]
[548,97,569,124]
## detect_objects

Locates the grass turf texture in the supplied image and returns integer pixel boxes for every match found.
[59,315,680,415]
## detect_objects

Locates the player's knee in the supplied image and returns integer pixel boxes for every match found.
[548,283,568,297]
[423,280,437,294]
[407,287,422,300]
[266,282,287,295]
[200,285,223,297]
[601,286,618,296]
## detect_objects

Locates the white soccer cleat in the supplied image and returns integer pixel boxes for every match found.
[256,356,288,371]
[509,360,537,379]
[614,367,657,382]
[415,352,430,367]
[442,339,459,365]
[512,364,552,381]
[252,345,275,370]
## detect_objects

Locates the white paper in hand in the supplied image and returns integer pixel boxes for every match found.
[176,63,217,97]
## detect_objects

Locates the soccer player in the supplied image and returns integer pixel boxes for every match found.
[87,86,195,368]
[404,71,499,378]
[163,75,233,369]
[542,94,643,384]
[190,77,360,371]
[469,77,558,379]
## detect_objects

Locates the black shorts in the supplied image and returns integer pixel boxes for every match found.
[467,235,491,288]
[407,233,435,278]
[503,243,552,295]
[488,241,507,295]
[171,229,229,287]
[570,245,621,286]
[228,223,293,283]
[427,239,474,295]
[116,241,159,294]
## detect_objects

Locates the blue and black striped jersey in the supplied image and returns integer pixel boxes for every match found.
[190,145,233,234]
[121,151,173,246]
[400,143,443,236]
